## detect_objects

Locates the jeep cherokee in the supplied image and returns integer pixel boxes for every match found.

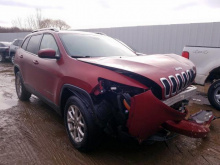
[14,28,214,151]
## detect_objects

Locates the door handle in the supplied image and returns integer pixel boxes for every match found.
[33,60,39,64]
[19,55,23,58]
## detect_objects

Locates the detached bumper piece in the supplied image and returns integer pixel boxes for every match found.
[127,90,187,141]
[127,88,214,141]
[164,110,214,138]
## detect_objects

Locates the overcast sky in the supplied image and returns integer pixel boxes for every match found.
[0,0,220,29]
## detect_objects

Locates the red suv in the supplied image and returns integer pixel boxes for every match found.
[14,28,214,151]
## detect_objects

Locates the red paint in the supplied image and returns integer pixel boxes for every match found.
[164,120,211,138]
[38,49,57,58]
[127,90,187,140]
[127,90,213,140]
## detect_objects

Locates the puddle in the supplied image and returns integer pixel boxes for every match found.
[0,63,18,110]
[0,91,18,110]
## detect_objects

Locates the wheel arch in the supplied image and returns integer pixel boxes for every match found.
[14,64,20,75]
[59,84,95,117]
[205,66,220,83]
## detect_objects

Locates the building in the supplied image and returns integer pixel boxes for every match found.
[1,22,220,55]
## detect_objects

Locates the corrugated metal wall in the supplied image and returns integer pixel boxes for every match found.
[0,32,30,42]
[1,22,220,55]
[82,22,220,55]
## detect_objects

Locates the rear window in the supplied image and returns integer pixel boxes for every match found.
[26,35,42,54]
[21,37,30,50]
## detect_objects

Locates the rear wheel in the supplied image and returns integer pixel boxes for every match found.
[208,80,220,111]
[64,96,102,152]
[15,72,31,101]
[0,53,5,62]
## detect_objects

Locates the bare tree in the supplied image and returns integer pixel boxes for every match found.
[12,9,71,30]
[12,8,43,30]
[39,19,70,30]
[36,8,42,28]
[53,19,70,30]
[39,19,52,28]
[11,17,24,29]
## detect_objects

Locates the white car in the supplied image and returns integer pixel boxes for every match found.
[182,46,220,110]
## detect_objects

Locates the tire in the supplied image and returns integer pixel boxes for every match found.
[0,53,5,62]
[208,80,220,111]
[64,96,102,152]
[15,72,31,101]
[11,55,15,64]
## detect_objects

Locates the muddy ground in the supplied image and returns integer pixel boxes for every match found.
[0,62,220,165]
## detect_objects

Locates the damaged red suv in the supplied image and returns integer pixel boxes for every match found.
[14,28,214,151]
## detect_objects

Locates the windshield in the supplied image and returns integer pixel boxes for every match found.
[59,33,137,57]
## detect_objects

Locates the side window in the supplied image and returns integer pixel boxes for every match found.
[40,34,59,56]
[26,35,42,54]
[13,40,18,46]
[21,37,30,50]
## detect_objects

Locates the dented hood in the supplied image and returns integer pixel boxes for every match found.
[78,54,195,85]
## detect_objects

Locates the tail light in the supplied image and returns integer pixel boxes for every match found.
[182,51,189,59]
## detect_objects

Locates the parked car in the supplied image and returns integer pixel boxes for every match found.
[0,42,11,62]
[182,46,220,110]
[9,39,23,64]
[14,28,214,151]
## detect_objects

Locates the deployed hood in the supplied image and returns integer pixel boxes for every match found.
[77,54,195,86]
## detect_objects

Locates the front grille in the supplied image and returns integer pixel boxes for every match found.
[186,70,191,83]
[182,72,188,88]
[160,78,171,98]
[176,74,183,92]
[169,76,177,95]
[160,69,195,99]
[190,69,195,82]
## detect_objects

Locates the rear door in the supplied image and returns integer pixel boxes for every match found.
[20,34,42,91]
[16,37,30,84]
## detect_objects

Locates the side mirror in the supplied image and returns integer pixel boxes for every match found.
[38,49,59,59]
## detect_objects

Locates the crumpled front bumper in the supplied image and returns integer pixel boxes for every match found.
[126,86,213,141]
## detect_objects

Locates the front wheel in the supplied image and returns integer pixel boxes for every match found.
[208,80,220,111]
[15,72,31,101]
[64,96,102,152]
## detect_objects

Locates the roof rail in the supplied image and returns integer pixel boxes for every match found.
[95,32,106,35]
[32,28,59,33]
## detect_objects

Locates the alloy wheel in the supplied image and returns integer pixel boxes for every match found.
[214,87,220,104]
[67,105,85,143]
[16,74,22,97]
